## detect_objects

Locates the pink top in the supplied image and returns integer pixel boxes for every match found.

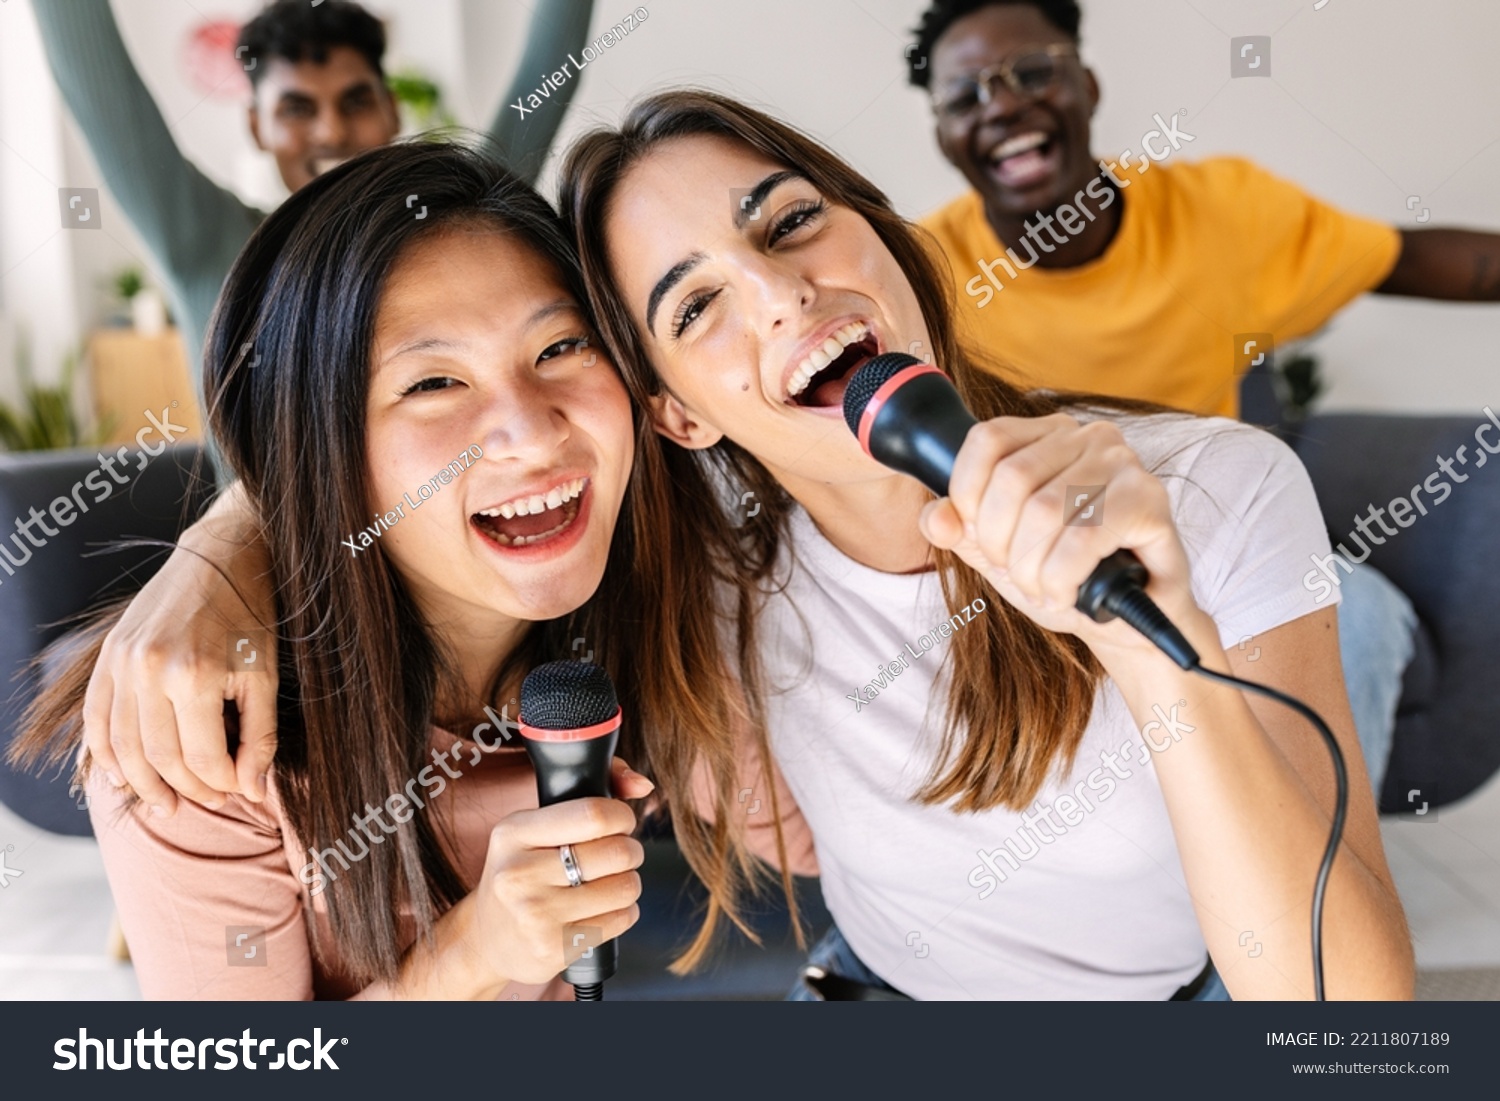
[86,727,567,1000]
[87,722,818,1000]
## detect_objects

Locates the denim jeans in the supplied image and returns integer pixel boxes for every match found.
[1335,563,1417,797]
[787,925,1232,1001]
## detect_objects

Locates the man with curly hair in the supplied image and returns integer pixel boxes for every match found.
[909,0,1500,797]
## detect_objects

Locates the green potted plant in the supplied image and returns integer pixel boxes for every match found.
[115,267,166,337]
[1274,343,1325,426]
[0,333,114,452]
[388,69,458,135]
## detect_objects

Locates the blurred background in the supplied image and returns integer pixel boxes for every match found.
[3,0,1498,418]
[0,0,1496,999]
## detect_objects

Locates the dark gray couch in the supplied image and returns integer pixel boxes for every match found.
[1288,413,1500,811]
[0,443,213,835]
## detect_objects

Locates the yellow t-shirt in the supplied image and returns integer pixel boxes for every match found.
[919,157,1403,418]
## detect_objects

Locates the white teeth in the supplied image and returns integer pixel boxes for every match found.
[482,506,577,547]
[475,477,587,519]
[787,322,871,399]
[507,517,570,547]
[989,132,1048,164]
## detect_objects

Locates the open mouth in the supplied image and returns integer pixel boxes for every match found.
[985,131,1061,191]
[787,323,881,409]
[471,478,588,548]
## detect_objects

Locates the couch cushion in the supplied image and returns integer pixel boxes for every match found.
[0,444,211,834]
[1290,413,1500,811]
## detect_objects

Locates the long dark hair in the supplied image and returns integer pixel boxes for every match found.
[559,90,1170,968]
[14,139,643,986]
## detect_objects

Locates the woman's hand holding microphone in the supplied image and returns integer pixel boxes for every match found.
[916,412,1217,673]
[464,757,650,991]
[379,757,650,1000]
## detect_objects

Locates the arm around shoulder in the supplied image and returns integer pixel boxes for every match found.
[83,481,280,813]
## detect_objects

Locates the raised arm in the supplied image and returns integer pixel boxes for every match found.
[33,0,261,292]
[483,0,596,185]
[1375,227,1500,300]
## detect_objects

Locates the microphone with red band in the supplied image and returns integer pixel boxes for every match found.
[519,659,624,1000]
[842,352,1199,670]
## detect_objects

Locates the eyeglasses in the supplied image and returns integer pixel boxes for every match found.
[931,44,1079,120]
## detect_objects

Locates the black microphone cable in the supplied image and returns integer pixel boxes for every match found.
[845,352,1349,1001]
[1189,664,1348,1002]
[1091,575,1349,1001]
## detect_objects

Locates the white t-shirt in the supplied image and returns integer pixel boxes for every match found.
[756,413,1338,999]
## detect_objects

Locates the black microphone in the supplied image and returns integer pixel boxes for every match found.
[842,352,1198,670]
[518,659,624,1001]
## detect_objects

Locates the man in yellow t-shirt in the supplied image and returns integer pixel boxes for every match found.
[905,1,1500,805]
[910,1,1500,420]
[925,161,1401,419]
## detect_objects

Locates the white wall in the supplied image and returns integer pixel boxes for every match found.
[0,0,80,400]
[4,0,1496,414]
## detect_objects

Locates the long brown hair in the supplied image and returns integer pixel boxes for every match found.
[11,140,646,987]
[560,90,1173,968]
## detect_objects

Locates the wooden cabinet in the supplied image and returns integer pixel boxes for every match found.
[88,328,204,444]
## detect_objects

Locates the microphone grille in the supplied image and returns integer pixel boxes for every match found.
[842,352,925,436]
[520,660,619,730]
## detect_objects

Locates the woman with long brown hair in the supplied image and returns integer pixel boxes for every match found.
[10,141,652,999]
[552,89,1411,1000]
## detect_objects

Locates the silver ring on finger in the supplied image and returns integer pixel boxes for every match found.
[559,843,584,887]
